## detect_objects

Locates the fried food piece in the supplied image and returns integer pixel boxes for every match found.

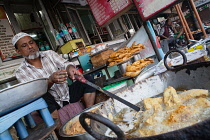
[163,86,182,109]
[108,58,114,62]
[125,71,140,77]
[109,62,116,66]
[130,48,143,54]
[144,58,155,63]
[116,59,123,62]
[144,97,163,110]
[117,48,126,53]
[179,89,208,102]
[135,61,151,70]
[132,61,141,66]
[126,65,138,72]
[118,54,126,59]
[195,98,210,108]
[66,119,90,135]
[139,59,145,63]
[110,52,120,58]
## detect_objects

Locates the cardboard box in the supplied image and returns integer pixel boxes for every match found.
[90,49,114,68]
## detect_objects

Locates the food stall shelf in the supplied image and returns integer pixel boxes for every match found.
[105,76,133,86]
[83,64,107,76]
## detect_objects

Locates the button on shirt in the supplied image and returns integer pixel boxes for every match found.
[15,50,75,107]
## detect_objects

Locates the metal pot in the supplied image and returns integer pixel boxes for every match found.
[79,61,210,140]
[59,102,104,140]
[0,78,48,116]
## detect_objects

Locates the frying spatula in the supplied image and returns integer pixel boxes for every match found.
[74,75,140,111]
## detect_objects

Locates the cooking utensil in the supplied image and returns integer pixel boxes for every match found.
[0,78,48,116]
[79,61,210,139]
[59,102,104,139]
[74,75,140,112]
[79,112,126,140]
[164,49,187,70]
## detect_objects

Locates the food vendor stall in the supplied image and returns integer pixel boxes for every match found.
[58,0,210,140]
[1,0,210,139]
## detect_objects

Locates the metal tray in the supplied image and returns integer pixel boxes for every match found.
[0,78,48,116]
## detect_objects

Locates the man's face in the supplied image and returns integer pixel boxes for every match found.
[15,36,39,58]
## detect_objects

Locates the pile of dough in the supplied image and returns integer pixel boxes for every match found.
[125,58,154,77]
[108,41,146,66]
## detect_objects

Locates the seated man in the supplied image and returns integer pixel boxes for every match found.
[12,32,96,124]
[159,19,183,53]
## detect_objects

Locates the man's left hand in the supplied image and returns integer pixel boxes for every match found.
[67,65,83,80]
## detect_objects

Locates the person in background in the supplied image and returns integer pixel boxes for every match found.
[159,19,183,53]
[12,32,96,125]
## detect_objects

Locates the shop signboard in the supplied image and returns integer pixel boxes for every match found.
[133,0,178,21]
[0,6,18,61]
[87,0,133,26]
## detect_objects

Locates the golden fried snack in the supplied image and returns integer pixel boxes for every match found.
[126,65,138,72]
[109,52,116,58]
[109,62,116,66]
[132,41,136,47]
[125,71,140,77]
[116,59,123,62]
[139,59,145,63]
[108,58,114,62]
[118,54,126,59]
[135,61,151,69]
[124,58,154,76]
[132,61,141,66]
[122,56,130,61]
[66,119,90,135]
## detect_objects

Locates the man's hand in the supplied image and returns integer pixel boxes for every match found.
[49,70,68,84]
[66,65,83,80]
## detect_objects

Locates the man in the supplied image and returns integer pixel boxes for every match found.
[12,32,96,121]
[159,19,182,53]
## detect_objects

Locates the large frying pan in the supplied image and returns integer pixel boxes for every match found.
[79,60,210,140]
[0,78,48,116]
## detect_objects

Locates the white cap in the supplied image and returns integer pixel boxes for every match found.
[12,32,31,46]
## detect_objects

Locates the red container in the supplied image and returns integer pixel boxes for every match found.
[76,65,83,74]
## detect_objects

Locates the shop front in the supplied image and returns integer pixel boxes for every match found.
[1,0,210,139]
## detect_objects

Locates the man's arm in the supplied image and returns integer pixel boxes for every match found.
[159,27,168,39]
[48,70,68,89]
[160,35,168,39]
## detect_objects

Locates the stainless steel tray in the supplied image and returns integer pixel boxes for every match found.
[0,78,48,116]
